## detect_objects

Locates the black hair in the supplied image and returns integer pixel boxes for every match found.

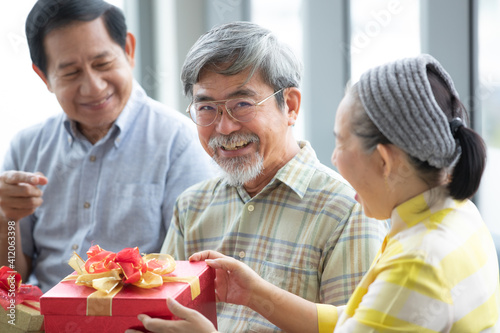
[26,0,127,76]
[426,69,486,200]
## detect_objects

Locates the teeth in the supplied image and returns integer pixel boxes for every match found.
[90,97,108,106]
[222,140,248,151]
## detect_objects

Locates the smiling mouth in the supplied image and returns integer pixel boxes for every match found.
[221,140,251,151]
[84,95,111,107]
[209,133,259,154]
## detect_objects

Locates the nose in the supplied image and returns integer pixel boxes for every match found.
[214,105,242,135]
[80,69,106,96]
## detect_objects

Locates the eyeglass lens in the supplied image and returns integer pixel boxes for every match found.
[190,98,256,125]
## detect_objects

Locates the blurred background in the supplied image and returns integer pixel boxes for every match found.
[1,0,499,237]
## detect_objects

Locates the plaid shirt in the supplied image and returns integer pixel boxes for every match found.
[163,141,388,332]
[318,186,500,332]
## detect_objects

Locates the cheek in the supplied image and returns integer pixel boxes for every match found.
[197,128,214,154]
[56,80,78,95]
[334,151,355,180]
[54,87,73,107]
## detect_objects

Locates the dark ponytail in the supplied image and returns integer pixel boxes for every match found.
[448,126,486,200]
[426,69,487,200]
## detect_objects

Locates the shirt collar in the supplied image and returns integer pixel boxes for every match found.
[213,141,319,200]
[113,80,147,148]
[63,80,147,148]
[273,140,319,199]
[389,185,455,236]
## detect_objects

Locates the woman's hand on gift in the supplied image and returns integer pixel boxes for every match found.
[124,297,217,333]
[190,250,322,333]
[189,250,265,308]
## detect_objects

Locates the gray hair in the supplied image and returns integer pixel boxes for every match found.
[181,21,303,108]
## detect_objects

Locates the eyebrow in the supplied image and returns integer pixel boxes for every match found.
[333,130,345,141]
[193,88,258,103]
[56,52,112,70]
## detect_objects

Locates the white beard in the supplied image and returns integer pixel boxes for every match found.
[215,152,264,186]
[209,133,263,186]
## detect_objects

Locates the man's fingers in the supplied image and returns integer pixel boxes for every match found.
[189,250,226,262]
[0,182,44,198]
[33,172,49,185]
[0,172,46,222]
[2,171,48,186]
[2,196,44,210]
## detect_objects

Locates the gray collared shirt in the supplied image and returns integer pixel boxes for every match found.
[2,81,216,291]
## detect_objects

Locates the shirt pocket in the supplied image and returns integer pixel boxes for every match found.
[100,183,163,236]
[257,259,319,300]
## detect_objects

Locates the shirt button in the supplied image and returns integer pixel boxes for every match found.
[72,244,78,250]
[248,205,254,212]
[83,202,91,209]
[238,251,246,259]
[89,155,96,162]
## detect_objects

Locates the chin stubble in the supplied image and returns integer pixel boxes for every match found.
[208,133,264,186]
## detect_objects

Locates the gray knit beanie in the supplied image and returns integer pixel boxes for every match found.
[357,54,462,168]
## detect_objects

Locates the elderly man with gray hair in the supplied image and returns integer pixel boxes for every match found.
[157,21,388,332]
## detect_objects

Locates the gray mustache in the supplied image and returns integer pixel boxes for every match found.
[208,133,259,150]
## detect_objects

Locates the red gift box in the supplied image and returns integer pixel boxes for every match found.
[0,266,44,332]
[40,261,216,332]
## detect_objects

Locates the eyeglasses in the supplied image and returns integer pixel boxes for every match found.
[186,89,283,127]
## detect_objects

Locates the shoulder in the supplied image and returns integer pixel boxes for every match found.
[173,177,224,213]
[306,159,359,209]
[134,97,199,146]
[9,113,65,147]
[146,98,196,131]
[305,160,389,234]
[289,141,357,201]
[315,163,355,193]
[390,200,493,268]
[3,114,66,170]
[177,178,223,201]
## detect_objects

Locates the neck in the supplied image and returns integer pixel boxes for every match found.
[243,140,300,197]
[390,177,430,210]
[77,123,112,145]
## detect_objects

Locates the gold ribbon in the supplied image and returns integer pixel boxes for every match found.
[162,276,201,300]
[63,251,200,316]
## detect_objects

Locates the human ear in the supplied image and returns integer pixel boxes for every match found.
[376,143,394,178]
[32,63,53,93]
[283,87,301,126]
[124,32,136,68]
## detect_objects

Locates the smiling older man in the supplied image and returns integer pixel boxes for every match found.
[161,22,389,333]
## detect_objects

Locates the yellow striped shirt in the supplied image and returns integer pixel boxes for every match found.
[318,186,500,332]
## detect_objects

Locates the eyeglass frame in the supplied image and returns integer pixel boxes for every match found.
[186,88,284,127]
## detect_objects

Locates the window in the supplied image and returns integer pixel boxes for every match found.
[0,1,60,167]
[350,0,421,82]
[478,0,500,235]
[251,0,304,140]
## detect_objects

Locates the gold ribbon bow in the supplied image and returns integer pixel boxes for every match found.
[63,246,200,316]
